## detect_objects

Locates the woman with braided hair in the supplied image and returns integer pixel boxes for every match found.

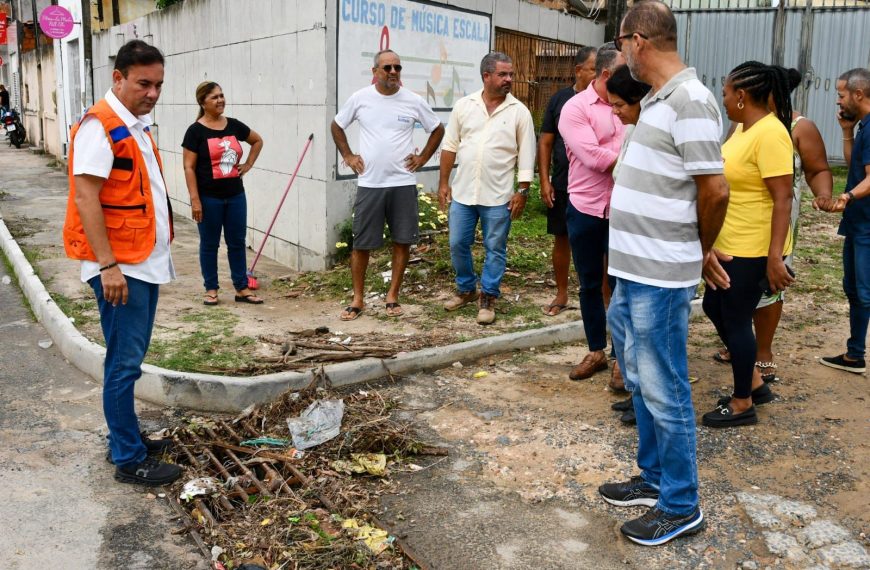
[701,61,796,428]
[713,67,834,383]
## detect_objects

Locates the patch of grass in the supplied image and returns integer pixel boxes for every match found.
[52,292,98,328]
[145,308,257,372]
[0,248,37,321]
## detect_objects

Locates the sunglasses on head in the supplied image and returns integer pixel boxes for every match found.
[380,64,403,73]
[614,32,649,52]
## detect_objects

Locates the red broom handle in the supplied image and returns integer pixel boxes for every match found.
[249,133,314,273]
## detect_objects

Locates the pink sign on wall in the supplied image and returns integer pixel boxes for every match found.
[38,5,74,39]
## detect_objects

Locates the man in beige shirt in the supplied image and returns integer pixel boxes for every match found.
[438,51,536,325]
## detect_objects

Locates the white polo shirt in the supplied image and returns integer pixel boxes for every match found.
[72,90,175,285]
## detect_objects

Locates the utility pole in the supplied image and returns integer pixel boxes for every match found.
[605,0,629,46]
[81,0,94,107]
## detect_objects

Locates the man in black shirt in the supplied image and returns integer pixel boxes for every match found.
[538,46,597,318]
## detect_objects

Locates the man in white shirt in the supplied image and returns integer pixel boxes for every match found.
[438,52,536,325]
[63,40,180,486]
[331,49,445,321]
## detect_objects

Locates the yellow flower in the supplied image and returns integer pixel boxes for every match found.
[416,183,425,190]
[335,242,348,249]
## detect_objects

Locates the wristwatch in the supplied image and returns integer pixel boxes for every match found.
[846,191,855,202]
[516,187,529,197]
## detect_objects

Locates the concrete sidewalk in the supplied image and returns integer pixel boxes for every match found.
[0,144,699,412]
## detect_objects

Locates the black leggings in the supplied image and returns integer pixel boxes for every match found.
[702,256,767,399]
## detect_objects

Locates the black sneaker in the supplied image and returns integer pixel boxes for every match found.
[820,354,866,374]
[702,401,757,428]
[611,397,633,412]
[105,435,173,465]
[716,383,776,407]
[115,456,183,486]
[620,506,705,546]
[620,408,636,425]
[599,476,659,507]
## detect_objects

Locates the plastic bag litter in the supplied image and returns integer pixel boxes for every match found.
[342,518,395,554]
[331,453,387,476]
[180,477,220,501]
[286,399,344,450]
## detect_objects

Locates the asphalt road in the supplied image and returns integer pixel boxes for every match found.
[0,253,206,569]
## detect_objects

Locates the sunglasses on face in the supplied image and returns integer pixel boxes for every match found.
[379,64,403,73]
[614,32,649,52]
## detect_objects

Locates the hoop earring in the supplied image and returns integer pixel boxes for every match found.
[737,101,745,110]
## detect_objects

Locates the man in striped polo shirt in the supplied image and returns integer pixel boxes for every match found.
[596,0,730,546]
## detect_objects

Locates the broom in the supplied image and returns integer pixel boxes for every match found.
[247,133,314,290]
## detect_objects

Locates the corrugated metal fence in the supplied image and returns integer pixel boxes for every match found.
[668,0,870,163]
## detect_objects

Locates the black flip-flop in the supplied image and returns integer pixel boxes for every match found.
[713,349,731,364]
[385,302,404,317]
[234,294,264,304]
[340,306,363,321]
[203,294,218,306]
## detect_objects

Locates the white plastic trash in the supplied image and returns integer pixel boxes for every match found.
[286,399,345,450]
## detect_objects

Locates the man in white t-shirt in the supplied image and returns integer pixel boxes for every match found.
[63,40,180,487]
[331,49,444,321]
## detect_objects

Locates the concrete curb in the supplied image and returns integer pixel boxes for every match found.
[1,214,703,412]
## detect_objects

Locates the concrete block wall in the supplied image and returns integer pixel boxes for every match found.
[91,0,604,271]
[92,0,332,271]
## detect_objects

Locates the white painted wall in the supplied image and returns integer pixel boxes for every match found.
[89,0,604,271]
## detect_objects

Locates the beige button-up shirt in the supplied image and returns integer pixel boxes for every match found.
[442,90,536,207]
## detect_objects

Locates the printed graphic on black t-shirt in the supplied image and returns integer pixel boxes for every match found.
[208,136,242,179]
[181,117,251,198]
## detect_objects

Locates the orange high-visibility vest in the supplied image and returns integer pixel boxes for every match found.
[63,98,173,264]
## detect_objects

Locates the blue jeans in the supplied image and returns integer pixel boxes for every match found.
[89,275,159,469]
[448,201,511,297]
[199,193,248,292]
[566,203,615,352]
[843,233,870,359]
[607,278,699,516]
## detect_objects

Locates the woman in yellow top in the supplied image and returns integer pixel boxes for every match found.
[702,61,796,428]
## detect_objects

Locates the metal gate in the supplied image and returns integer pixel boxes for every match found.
[494,28,586,130]
[669,0,870,163]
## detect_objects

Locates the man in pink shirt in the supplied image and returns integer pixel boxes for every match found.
[558,43,626,382]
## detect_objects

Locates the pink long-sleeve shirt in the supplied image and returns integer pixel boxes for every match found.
[558,81,625,218]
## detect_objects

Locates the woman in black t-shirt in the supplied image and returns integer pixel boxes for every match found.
[182,81,264,305]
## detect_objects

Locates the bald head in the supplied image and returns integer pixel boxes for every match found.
[621,0,678,52]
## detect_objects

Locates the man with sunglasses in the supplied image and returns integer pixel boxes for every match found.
[598,0,729,547]
[332,50,445,321]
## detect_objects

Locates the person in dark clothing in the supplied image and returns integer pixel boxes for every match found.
[0,85,10,112]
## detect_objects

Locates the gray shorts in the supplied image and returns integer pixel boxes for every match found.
[352,185,419,250]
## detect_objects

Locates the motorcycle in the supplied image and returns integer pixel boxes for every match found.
[3,109,26,148]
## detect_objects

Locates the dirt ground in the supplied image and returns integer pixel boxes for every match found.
[2,145,868,568]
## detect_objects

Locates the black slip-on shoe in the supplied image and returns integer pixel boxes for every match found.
[620,507,705,546]
[620,408,636,425]
[599,476,659,507]
[611,397,633,412]
[716,383,777,408]
[702,401,758,428]
[114,456,182,486]
[820,354,866,374]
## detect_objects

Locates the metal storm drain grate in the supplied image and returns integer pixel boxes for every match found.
[163,386,439,570]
